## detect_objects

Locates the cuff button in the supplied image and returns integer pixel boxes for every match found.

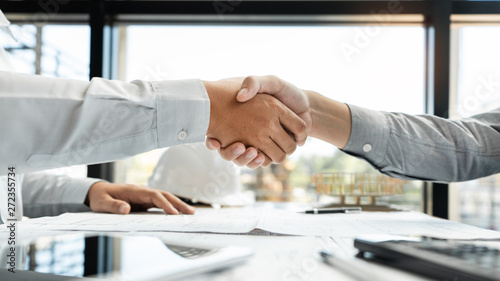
[177,130,188,141]
[363,144,372,152]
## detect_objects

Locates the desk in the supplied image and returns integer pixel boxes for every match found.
[2,202,499,281]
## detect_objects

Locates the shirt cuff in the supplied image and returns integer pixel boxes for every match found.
[342,104,390,167]
[61,177,104,204]
[153,79,210,148]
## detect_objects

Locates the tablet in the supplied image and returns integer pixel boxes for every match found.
[2,234,253,280]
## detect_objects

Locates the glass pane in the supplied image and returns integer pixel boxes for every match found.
[41,25,90,80]
[115,25,425,210]
[450,25,500,230]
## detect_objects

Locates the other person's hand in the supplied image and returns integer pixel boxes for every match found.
[204,78,307,166]
[206,75,312,168]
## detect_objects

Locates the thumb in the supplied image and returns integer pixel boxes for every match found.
[206,137,221,150]
[94,197,131,214]
[236,76,261,102]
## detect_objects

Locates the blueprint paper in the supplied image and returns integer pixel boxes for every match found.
[10,207,500,239]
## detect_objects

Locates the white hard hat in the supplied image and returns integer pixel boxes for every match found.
[148,142,255,206]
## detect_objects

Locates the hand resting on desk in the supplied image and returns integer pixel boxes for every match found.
[85,182,196,215]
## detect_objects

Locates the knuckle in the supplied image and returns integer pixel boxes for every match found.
[263,119,275,130]
[219,150,233,161]
[247,161,259,169]
[296,119,307,134]
[275,152,286,164]
[247,75,257,82]
[286,142,297,155]
[233,158,245,167]
[269,75,284,91]
[149,190,161,198]
[257,132,270,144]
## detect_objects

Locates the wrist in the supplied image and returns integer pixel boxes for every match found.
[85,181,107,206]
[307,90,352,149]
[203,80,229,137]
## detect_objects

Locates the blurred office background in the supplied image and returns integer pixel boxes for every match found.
[2,0,500,230]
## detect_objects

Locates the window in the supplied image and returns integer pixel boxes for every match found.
[7,0,497,221]
[113,24,425,210]
[449,24,500,230]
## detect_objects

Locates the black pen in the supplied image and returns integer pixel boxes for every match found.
[299,207,362,214]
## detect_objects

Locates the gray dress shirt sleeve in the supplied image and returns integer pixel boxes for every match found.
[342,105,500,182]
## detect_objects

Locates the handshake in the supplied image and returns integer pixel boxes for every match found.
[203,76,352,168]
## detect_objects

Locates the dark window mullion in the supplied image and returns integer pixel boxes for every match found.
[425,0,452,219]
[88,0,114,181]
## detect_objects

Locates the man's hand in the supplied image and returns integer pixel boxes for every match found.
[204,78,307,166]
[237,75,312,133]
[206,75,312,168]
[86,181,196,215]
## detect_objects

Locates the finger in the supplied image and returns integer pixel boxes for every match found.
[233,147,258,166]
[206,138,221,150]
[218,143,246,161]
[246,153,266,169]
[162,191,196,214]
[236,76,260,102]
[259,137,287,164]
[237,75,284,102]
[278,106,308,146]
[93,195,131,214]
[141,190,179,215]
[270,126,297,156]
[262,156,272,167]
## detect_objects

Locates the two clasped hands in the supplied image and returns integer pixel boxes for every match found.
[203,75,352,168]
[88,75,347,217]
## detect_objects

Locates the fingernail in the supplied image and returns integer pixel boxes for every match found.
[237,88,248,99]
[207,142,214,150]
[233,145,245,155]
[255,156,264,164]
[245,150,257,159]
[119,205,127,214]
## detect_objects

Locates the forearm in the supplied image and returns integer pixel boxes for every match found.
[0,72,209,175]
[343,105,500,182]
[307,90,352,149]
[22,172,102,205]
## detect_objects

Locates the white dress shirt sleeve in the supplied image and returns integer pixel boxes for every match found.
[0,71,210,175]
[22,172,102,205]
